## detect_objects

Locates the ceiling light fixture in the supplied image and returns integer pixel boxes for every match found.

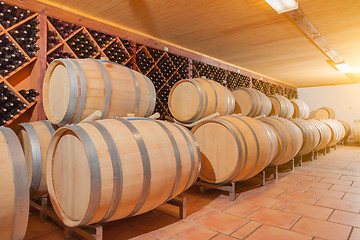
[334,62,353,73]
[265,0,298,14]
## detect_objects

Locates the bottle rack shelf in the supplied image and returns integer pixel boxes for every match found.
[1,1,297,124]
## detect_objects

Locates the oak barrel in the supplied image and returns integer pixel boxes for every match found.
[0,127,29,240]
[322,119,345,146]
[191,115,277,184]
[268,95,294,119]
[17,121,56,198]
[353,120,360,143]
[338,120,351,142]
[307,119,331,151]
[47,118,200,227]
[310,107,336,120]
[232,87,272,117]
[290,119,320,155]
[43,59,156,125]
[260,116,303,165]
[168,78,235,123]
[290,99,310,119]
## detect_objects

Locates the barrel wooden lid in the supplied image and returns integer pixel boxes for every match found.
[193,121,238,183]
[268,96,282,116]
[169,80,201,122]
[52,131,91,222]
[44,61,71,123]
[232,88,253,115]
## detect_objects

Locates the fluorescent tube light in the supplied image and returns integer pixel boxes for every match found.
[265,0,298,13]
[335,62,353,73]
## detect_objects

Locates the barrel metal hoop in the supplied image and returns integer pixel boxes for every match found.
[149,76,156,116]
[218,118,246,182]
[141,74,155,117]
[128,69,141,115]
[92,60,111,119]
[262,119,287,165]
[172,124,196,191]
[70,125,101,226]
[244,88,256,117]
[230,115,261,180]
[20,123,42,196]
[207,80,218,113]
[116,118,151,217]
[193,79,208,120]
[181,126,201,185]
[259,120,279,165]
[89,122,123,223]
[153,121,182,200]
[0,127,29,240]
[185,79,204,122]
[59,59,79,126]
[40,120,55,136]
[70,59,87,123]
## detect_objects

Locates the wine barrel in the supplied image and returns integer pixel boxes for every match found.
[290,119,320,155]
[43,59,156,126]
[268,95,294,119]
[322,119,345,146]
[47,118,200,227]
[168,78,234,123]
[310,107,336,120]
[232,87,272,117]
[353,120,360,143]
[307,119,331,151]
[338,120,351,142]
[191,115,277,184]
[17,121,56,198]
[0,127,29,240]
[260,116,303,165]
[290,99,310,119]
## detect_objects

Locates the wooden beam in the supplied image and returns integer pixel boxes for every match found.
[285,9,343,64]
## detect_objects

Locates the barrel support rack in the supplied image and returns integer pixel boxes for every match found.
[30,195,187,240]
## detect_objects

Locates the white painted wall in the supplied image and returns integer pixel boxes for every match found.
[298,83,360,126]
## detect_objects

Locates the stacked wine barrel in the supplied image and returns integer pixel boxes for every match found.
[321,119,345,146]
[309,107,335,120]
[168,78,235,123]
[354,120,360,143]
[290,99,310,119]
[232,87,271,117]
[268,95,294,119]
[290,119,320,155]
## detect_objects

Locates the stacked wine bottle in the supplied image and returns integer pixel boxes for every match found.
[19,89,39,103]
[68,32,98,58]
[0,82,27,126]
[157,57,176,80]
[104,42,130,64]
[89,29,113,48]
[47,50,74,63]
[0,2,33,28]
[47,30,61,51]
[136,49,155,73]
[0,35,28,77]
[48,17,80,39]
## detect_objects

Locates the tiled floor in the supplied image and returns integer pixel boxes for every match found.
[26,144,360,240]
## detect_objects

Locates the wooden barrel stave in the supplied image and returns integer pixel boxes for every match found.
[43,59,156,125]
[290,119,320,155]
[322,119,345,146]
[0,127,29,240]
[338,120,351,142]
[47,118,200,227]
[290,99,310,119]
[268,95,294,119]
[307,119,331,151]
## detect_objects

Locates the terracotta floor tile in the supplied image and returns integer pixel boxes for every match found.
[246,224,311,240]
[231,221,262,239]
[352,181,360,187]
[146,220,193,239]
[284,202,333,220]
[311,172,341,179]
[211,234,239,240]
[206,195,238,211]
[223,201,260,218]
[131,235,157,240]
[342,192,360,202]
[239,193,280,208]
[271,199,293,211]
[185,207,214,221]
[330,184,360,194]
[292,216,351,240]
[298,180,332,189]
[170,226,217,240]
[305,188,345,199]
[294,169,316,176]
[329,210,360,227]
[278,190,321,204]
[193,211,249,234]
[246,207,300,229]
[279,175,304,184]
[341,175,360,182]
[350,228,360,240]
[316,197,360,213]
[320,178,353,186]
